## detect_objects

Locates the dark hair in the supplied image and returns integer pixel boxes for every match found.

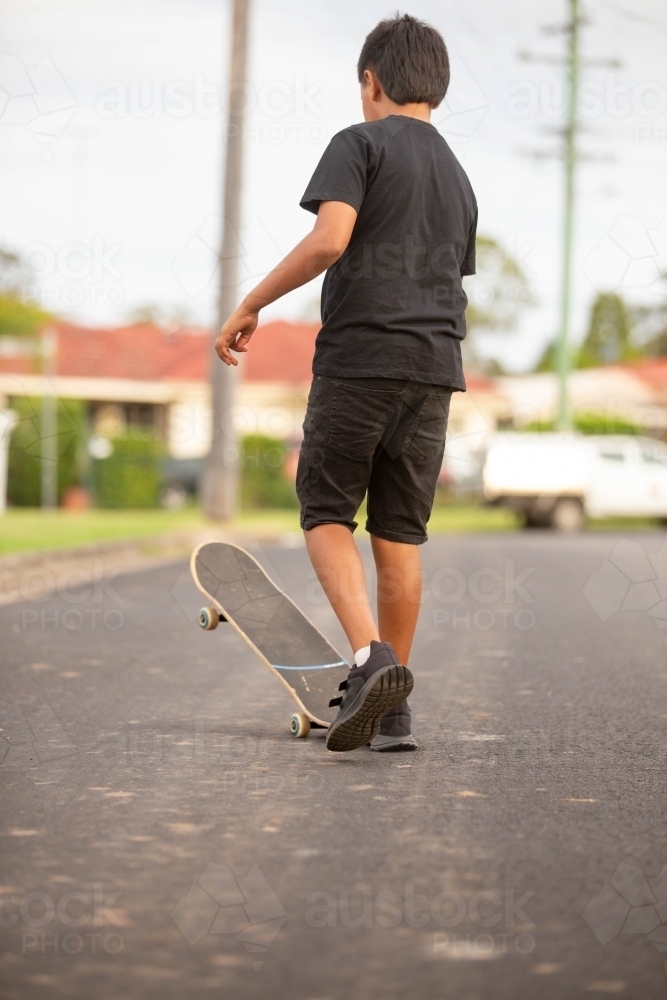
[357,13,450,107]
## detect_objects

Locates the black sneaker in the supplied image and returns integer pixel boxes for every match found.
[369,700,418,752]
[326,641,413,753]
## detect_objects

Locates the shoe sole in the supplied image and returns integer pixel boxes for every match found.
[326,664,414,753]
[369,734,418,752]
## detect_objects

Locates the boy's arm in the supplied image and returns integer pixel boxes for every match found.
[214,200,357,366]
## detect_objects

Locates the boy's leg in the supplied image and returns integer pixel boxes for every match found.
[364,389,452,751]
[371,535,422,665]
[369,534,421,751]
[308,529,421,754]
[305,527,422,663]
[304,523,379,654]
[305,523,413,753]
[297,376,418,751]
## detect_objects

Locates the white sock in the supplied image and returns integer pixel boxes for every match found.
[354,645,371,668]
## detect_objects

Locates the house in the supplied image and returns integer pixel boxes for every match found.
[0,322,212,458]
[496,363,667,433]
[0,319,513,476]
[234,320,319,442]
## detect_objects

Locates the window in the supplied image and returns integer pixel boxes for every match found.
[641,450,667,467]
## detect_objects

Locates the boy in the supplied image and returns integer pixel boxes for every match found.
[215,14,477,753]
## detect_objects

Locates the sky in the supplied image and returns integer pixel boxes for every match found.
[1,0,666,372]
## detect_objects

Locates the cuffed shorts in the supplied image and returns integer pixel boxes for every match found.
[296,375,452,545]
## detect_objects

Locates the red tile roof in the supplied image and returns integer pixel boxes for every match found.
[627,358,667,388]
[464,373,496,392]
[244,321,318,383]
[54,322,213,381]
[0,320,319,385]
[0,319,495,390]
[0,322,213,382]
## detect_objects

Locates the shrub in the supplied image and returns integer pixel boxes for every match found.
[93,434,163,508]
[7,396,84,506]
[524,413,645,436]
[573,413,644,436]
[241,435,297,509]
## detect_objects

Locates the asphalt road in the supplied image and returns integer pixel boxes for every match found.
[1,531,667,1000]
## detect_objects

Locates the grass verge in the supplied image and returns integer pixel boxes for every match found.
[0,504,661,556]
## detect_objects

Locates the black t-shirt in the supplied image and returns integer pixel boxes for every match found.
[300,116,477,389]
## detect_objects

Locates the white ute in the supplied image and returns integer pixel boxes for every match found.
[483,433,667,531]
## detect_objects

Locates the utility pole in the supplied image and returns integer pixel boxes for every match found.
[40,326,58,509]
[520,2,618,432]
[201,0,251,519]
[555,0,580,431]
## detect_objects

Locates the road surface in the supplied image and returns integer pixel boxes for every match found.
[1,532,666,999]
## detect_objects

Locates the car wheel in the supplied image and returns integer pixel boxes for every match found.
[550,498,585,532]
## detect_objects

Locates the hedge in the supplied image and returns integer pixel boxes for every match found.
[93,434,163,509]
[241,434,297,509]
[7,396,84,506]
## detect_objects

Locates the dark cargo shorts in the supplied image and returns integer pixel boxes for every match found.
[296,375,453,545]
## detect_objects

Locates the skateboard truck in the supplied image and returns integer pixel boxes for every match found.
[198,606,228,630]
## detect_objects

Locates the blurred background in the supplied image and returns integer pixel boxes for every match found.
[1,0,667,552]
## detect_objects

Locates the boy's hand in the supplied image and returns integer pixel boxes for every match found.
[214,306,259,366]
[213,200,356,366]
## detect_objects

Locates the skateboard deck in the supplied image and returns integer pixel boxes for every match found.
[190,541,350,731]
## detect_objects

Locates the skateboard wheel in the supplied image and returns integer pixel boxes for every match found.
[198,607,219,631]
[289,713,311,738]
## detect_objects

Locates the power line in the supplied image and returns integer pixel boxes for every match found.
[590,0,667,34]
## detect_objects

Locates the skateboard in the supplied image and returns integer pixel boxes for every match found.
[190,541,350,738]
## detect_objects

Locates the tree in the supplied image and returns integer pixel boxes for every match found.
[0,294,52,339]
[463,235,536,371]
[577,292,639,367]
[534,291,644,372]
[631,274,667,357]
[534,340,557,373]
[0,246,52,338]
